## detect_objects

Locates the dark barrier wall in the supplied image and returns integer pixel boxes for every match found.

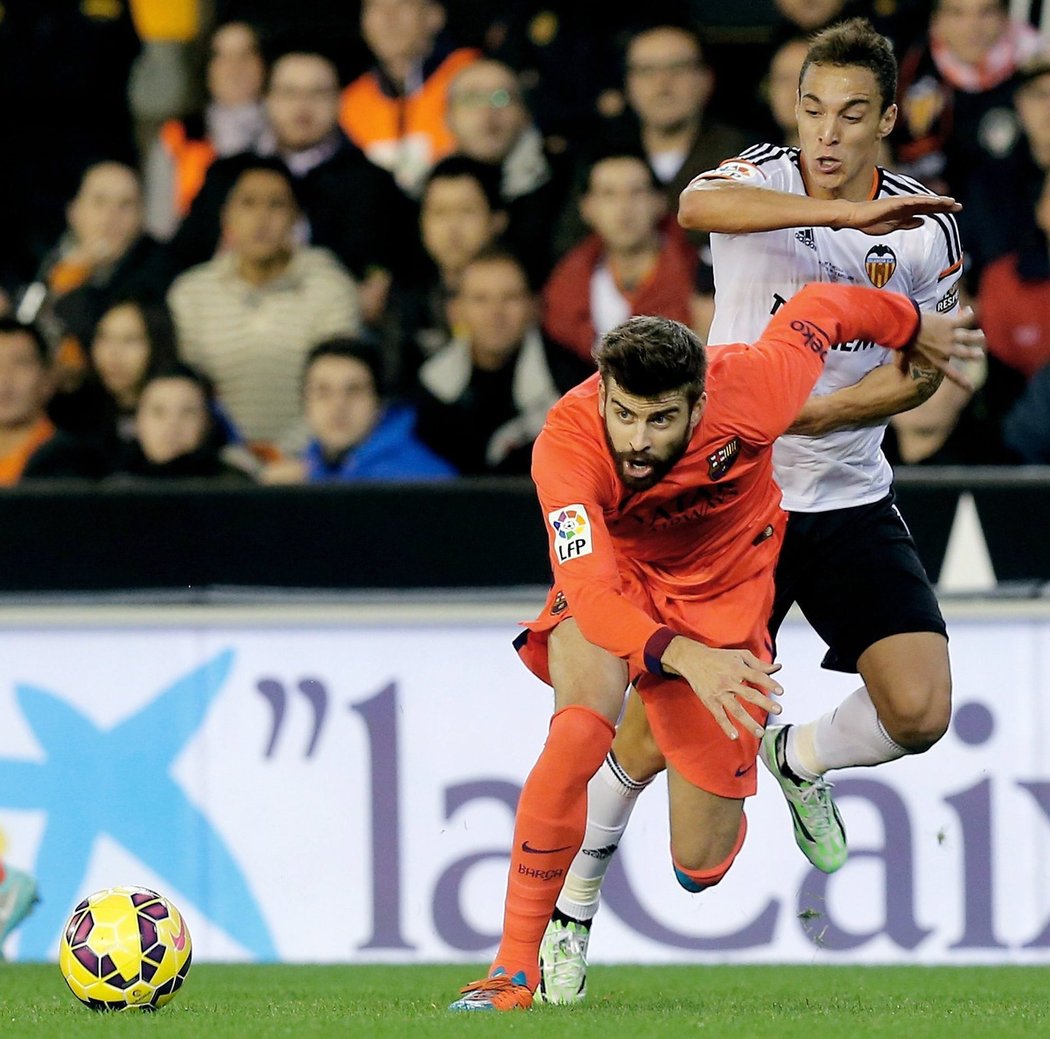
[1,469,1048,593]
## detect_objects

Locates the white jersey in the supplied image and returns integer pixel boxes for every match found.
[690,144,962,513]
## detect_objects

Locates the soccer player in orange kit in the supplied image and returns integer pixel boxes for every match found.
[449,280,982,1011]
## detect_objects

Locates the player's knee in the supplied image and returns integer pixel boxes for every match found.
[881,682,951,752]
[611,724,665,784]
[671,816,747,892]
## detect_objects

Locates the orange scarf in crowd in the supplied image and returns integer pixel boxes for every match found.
[0,417,55,486]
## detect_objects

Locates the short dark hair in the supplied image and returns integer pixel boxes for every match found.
[584,145,662,193]
[625,22,706,68]
[595,315,706,406]
[94,297,179,375]
[423,155,505,213]
[263,39,342,92]
[224,156,303,209]
[140,361,215,403]
[0,317,48,364]
[802,17,897,112]
[459,245,532,291]
[303,336,386,395]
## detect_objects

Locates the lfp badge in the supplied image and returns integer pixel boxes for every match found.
[548,505,593,563]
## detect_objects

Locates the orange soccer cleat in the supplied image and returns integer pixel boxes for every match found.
[448,968,534,1011]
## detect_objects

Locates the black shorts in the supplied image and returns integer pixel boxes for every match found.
[768,492,947,674]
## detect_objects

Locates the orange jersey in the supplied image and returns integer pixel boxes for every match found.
[529,283,920,677]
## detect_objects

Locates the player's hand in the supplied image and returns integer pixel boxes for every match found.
[909,306,985,392]
[836,194,961,236]
[660,637,783,741]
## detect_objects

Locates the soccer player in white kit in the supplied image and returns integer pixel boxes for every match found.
[537,17,969,1003]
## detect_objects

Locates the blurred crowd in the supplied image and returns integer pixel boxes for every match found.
[2,0,1050,489]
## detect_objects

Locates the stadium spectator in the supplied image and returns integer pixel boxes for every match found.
[620,25,748,214]
[144,20,273,240]
[27,298,181,481]
[14,163,169,385]
[0,859,37,959]
[543,149,700,360]
[0,320,55,487]
[596,24,749,326]
[262,337,456,483]
[894,0,1044,198]
[167,46,410,325]
[107,364,253,482]
[168,160,360,457]
[340,0,480,196]
[395,156,510,384]
[445,58,573,280]
[414,249,589,475]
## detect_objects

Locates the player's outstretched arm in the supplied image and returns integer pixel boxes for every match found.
[786,358,943,436]
[679,179,959,236]
[836,193,962,236]
[679,180,848,234]
[659,638,783,741]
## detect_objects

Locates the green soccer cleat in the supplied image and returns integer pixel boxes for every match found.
[760,725,847,873]
[0,868,39,960]
[537,913,591,1004]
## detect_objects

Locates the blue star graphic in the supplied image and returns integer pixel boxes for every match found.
[0,648,276,960]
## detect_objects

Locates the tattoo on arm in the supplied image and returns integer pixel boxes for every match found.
[908,362,943,403]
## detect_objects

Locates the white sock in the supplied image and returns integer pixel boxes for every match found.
[555,751,651,922]
[788,685,908,778]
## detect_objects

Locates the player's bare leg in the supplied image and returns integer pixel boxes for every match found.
[451,620,626,1011]
[540,690,666,1004]
[666,767,747,890]
[784,632,950,773]
[857,632,951,750]
[614,689,666,779]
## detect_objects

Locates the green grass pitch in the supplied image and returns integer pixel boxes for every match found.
[3,963,1050,1037]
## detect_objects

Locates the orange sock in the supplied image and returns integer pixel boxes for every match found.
[492,705,614,989]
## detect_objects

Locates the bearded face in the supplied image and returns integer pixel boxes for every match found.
[599,378,702,491]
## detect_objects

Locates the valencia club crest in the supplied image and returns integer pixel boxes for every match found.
[865,244,897,288]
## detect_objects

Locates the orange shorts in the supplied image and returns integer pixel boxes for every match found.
[516,562,776,799]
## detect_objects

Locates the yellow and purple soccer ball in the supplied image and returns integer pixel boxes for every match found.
[58,886,192,1011]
